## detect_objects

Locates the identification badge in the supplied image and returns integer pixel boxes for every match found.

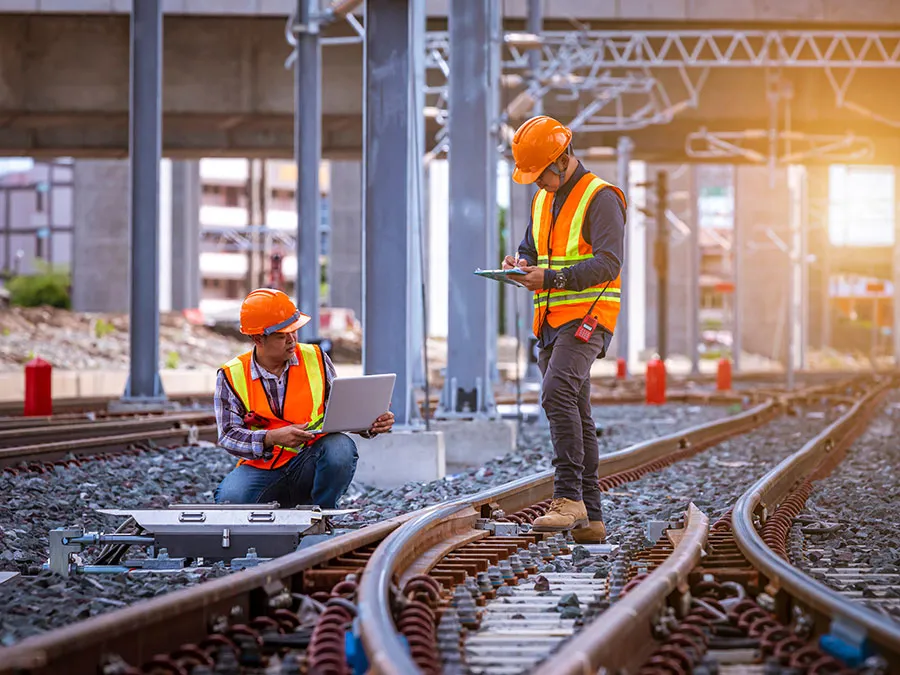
[575,314,598,343]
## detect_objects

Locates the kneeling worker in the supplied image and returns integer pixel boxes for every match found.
[504,115,626,544]
[214,288,394,507]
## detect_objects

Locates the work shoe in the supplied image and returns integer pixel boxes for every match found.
[531,498,589,532]
[571,520,607,544]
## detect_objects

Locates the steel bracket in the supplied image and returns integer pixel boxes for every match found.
[475,519,520,537]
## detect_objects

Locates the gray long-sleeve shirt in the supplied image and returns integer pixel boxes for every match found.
[516,160,626,349]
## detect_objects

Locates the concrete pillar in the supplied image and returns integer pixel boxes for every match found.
[735,164,791,366]
[328,160,363,318]
[171,160,201,311]
[71,160,130,313]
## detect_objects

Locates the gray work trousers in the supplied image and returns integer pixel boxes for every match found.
[538,323,607,521]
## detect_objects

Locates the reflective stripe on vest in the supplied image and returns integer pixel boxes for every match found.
[221,344,327,470]
[530,172,627,337]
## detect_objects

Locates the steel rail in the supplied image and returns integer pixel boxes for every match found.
[0,424,219,469]
[732,376,900,667]
[531,503,709,675]
[0,393,213,418]
[357,397,783,674]
[0,411,215,448]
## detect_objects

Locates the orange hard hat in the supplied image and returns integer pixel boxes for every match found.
[511,115,573,185]
[239,288,310,336]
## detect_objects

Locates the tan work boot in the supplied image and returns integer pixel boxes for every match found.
[532,498,589,532]
[571,520,607,544]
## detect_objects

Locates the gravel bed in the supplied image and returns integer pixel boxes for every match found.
[337,403,736,526]
[0,403,732,646]
[600,403,845,549]
[0,443,237,645]
[792,393,900,623]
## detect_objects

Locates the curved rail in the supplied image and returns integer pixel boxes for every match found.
[357,397,783,674]
[531,503,709,675]
[732,376,900,666]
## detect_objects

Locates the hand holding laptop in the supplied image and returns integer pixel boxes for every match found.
[367,411,394,436]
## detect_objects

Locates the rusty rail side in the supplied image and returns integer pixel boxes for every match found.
[357,398,781,675]
[531,503,709,675]
[0,411,215,448]
[0,424,219,469]
[732,377,900,666]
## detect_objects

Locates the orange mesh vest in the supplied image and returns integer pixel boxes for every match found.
[221,344,327,471]
[531,172,626,338]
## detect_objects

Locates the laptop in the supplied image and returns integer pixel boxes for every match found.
[320,374,397,434]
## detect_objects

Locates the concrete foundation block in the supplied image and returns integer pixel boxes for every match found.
[431,419,517,470]
[352,430,445,488]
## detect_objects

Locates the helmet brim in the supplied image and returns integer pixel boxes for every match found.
[512,165,543,185]
[274,312,311,334]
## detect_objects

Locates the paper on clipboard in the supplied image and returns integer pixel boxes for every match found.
[474,267,528,287]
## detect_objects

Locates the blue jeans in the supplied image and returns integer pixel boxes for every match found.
[214,433,359,508]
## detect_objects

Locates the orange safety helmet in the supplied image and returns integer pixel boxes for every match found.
[511,115,573,185]
[239,288,311,336]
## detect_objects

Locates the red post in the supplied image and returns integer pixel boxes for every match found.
[716,358,732,391]
[616,357,627,380]
[645,357,666,405]
[24,357,52,417]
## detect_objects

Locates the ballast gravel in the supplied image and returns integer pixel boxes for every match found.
[792,393,900,622]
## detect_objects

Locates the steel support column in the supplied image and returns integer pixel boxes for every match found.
[522,0,543,385]
[733,168,742,371]
[616,136,633,374]
[171,160,201,311]
[294,0,321,340]
[894,166,900,365]
[123,0,164,403]
[439,0,499,417]
[655,170,669,361]
[363,0,416,426]
[689,164,701,375]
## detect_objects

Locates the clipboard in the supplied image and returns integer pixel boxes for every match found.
[474,267,528,288]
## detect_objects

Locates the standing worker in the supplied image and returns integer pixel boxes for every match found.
[214,288,395,507]
[503,115,626,544]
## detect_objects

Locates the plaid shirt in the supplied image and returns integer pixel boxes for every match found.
[214,348,337,460]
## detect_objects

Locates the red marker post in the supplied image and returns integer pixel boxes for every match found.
[716,358,732,391]
[645,357,666,405]
[24,357,52,417]
[616,357,627,380]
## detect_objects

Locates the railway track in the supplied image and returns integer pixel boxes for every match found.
[0,411,218,473]
[0,375,890,674]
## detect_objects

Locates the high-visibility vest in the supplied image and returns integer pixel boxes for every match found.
[221,344,327,471]
[531,172,626,338]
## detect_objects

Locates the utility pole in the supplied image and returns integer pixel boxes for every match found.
[654,170,669,361]
[616,136,633,375]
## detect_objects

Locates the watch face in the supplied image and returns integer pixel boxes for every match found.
[555,273,566,289]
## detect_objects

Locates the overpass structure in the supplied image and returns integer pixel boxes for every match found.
[1,0,899,417]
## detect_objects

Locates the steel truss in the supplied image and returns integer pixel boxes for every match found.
[201,226,296,253]
[425,28,900,162]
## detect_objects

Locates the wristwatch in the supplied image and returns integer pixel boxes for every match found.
[553,271,567,290]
